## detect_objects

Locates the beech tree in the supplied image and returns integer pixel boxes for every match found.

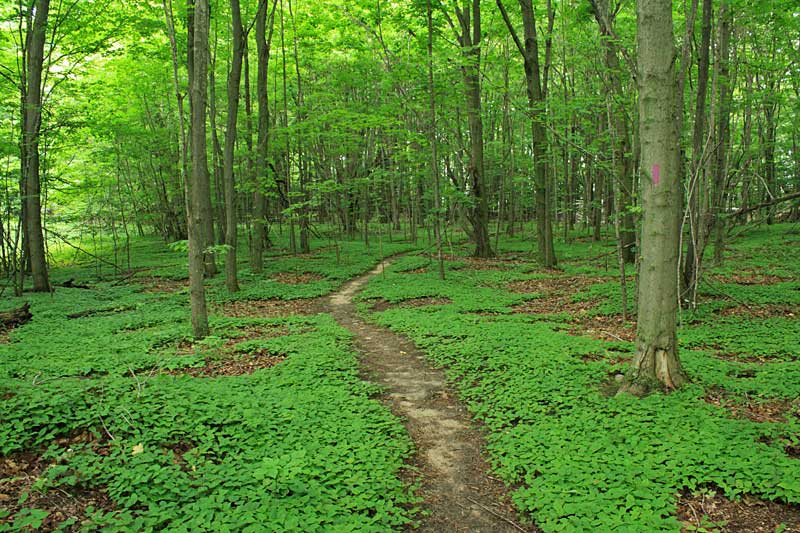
[619,0,688,395]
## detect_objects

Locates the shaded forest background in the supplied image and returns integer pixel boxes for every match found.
[2,0,799,307]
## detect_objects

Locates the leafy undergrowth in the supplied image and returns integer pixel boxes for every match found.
[361,225,800,532]
[0,234,420,531]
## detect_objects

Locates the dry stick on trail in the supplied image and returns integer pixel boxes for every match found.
[327,260,535,532]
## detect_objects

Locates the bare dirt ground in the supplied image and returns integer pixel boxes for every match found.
[326,260,536,533]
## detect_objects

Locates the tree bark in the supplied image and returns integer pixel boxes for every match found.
[288,0,310,254]
[620,0,688,395]
[251,0,277,272]
[682,0,712,302]
[591,0,635,263]
[222,0,244,292]
[188,0,211,338]
[448,1,492,258]
[711,0,732,264]
[21,0,51,292]
[497,0,556,266]
[0,303,32,331]
[427,0,445,280]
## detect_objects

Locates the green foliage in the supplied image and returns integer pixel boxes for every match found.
[0,237,419,532]
[360,227,800,532]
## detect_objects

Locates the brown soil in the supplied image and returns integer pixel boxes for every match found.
[508,276,609,316]
[214,298,322,318]
[229,323,289,341]
[271,272,325,284]
[710,352,792,364]
[704,387,800,423]
[170,324,290,376]
[167,350,286,377]
[436,254,521,271]
[0,432,113,532]
[710,272,793,285]
[136,276,188,293]
[718,304,798,319]
[579,352,630,365]
[370,297,453,312]
[678,487,800,532]
[507,276,610,296]
[326,261,536,532]
[569,314,636,343]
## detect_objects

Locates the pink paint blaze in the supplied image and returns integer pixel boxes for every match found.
[652,164,660,186]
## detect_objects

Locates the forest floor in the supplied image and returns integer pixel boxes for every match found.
[1,224,799,532]
[327,259,532,532]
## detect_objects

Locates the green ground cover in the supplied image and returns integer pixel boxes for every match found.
[2,225,799,532]
[360,224,800,532]
[0,234,419,532]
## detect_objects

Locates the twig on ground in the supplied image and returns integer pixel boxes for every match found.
[129,366,143,397]
[98,414,116,441]
[463,496,528,532]
[601,330,628,343]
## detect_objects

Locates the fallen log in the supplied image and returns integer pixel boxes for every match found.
[0,303,32,330]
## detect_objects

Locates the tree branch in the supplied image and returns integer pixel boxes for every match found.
[729,191,800,219]
[495,0,525,58]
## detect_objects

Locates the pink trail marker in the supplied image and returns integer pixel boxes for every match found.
[652,163,660,186]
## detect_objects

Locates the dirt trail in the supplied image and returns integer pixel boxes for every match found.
[327,260,535,532]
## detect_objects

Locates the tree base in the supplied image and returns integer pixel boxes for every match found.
[616,345,688,397]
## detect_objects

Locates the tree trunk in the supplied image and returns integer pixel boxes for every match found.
[711,0,732,264]
[288,0,310,253]
[591,0,635,263]
[223,0,244,292]
[450,1,492,258]
[497,0,556,266]
[620,0,688,395]
[427,0,445,280]
[21,0,51,292]
[251,0,277,272]
[682,0,712,303]
[188,0,211,338]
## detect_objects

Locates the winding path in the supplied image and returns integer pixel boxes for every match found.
[327,260,534,532]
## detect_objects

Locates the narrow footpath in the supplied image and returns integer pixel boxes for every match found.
[327,260,535,532]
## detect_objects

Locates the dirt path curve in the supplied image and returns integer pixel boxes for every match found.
[326,259,535,533]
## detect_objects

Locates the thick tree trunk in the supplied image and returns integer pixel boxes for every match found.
[620,0,688,395]
[21,0,51,292]
[188,0,211,338]
[222,0,244,292]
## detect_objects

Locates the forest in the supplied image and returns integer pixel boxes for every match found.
[1,0,799,531]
